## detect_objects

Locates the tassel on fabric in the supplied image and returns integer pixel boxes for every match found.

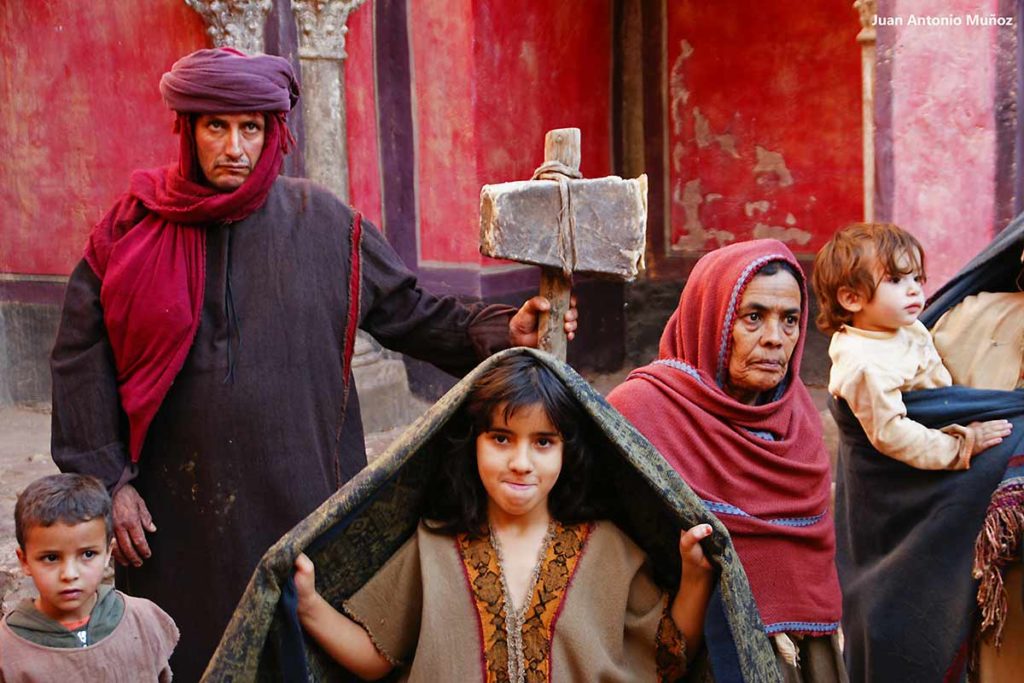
[972,477,1024,647]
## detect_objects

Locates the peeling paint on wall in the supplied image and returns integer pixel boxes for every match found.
[753,146,794,187]
[744,200,770,217]
[752,222,812,245]
[672,178,735,251]
[669,39,693,138]
[672,141,686,176]
[663,2,861,256]
[693,108,740,159]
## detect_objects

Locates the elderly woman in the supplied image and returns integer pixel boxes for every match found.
[608,240,845,681]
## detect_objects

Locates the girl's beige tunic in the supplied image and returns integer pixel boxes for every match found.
[343,520,686,682]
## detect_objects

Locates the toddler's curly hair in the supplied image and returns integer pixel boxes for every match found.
[812,222,925,334]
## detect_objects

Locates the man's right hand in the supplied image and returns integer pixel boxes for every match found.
[112,483,156,567]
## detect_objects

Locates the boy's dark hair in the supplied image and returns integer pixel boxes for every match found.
[424,354,597,535]
[812,222,926,334]
[15,474,113,548]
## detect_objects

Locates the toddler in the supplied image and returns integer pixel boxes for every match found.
[1,474,178,681]
[812,223,1012,469]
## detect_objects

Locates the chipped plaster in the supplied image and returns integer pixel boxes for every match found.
[753,146,794,187]
[744,200,770,217]
[752,222,812,245]
[693,108,740,159]
[672,178,735,251]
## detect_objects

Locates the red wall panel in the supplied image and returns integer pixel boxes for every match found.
[411,0,613,266]
[665,1,862,256]
[889,0,998,290]
[409,0,478,266]
[345,1,383,231]
[1,1,207,276]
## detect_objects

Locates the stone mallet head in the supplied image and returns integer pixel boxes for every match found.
[480,128,647,360]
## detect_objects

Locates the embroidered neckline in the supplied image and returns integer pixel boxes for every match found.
[489,520,556,618]
[456,521,591,683]
[490,521,556,683]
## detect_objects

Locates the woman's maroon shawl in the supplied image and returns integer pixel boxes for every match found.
[607,239,841,634]
[83,114,289,462]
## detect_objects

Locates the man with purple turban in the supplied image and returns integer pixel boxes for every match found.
[49,48,576,680]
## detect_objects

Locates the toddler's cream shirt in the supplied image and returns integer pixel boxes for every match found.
[828,320,972,469]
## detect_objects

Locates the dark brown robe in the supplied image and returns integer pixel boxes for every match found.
[50,176,513,681]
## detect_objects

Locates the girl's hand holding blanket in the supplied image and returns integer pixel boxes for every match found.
[672,524,715,659]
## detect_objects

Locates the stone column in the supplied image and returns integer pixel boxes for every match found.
[854,0,876,222]
[293,0,417,434]
[185,0,272,54]
[292,0,367,202]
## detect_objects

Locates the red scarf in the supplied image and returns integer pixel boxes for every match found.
[608,240,841,634]
[84,114,289,462]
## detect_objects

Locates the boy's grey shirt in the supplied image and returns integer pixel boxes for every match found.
[5,584,123,648]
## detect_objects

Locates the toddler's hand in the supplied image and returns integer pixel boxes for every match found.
[294,553,319,607]
[679,524,714,587]
[969,420,1013,456]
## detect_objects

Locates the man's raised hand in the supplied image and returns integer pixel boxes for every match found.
[508,295,579,348]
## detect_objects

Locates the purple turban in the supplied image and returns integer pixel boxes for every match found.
[159,47,300,113]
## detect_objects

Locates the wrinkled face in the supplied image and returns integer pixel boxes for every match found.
[725,269,802,405]
[16,519,111,623]
[477,403,563,526]
[850,250,925,332]
[194,112,265,191]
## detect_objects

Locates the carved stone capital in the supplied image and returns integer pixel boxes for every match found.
[292,0,368,60]
[185,0,272,54]
[853,0,877,42]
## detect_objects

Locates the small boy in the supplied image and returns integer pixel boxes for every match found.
[812,222,1012,469]
[1,474,178,681]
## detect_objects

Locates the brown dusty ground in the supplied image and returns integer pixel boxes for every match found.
[0,404,58,614]
[0,377,837,615]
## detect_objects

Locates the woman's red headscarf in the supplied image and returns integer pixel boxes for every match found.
[83,48,298,463]
[607,239,841,635]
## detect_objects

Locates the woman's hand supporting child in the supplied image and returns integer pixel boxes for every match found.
[294,553,394,681]
[672,523,715,658]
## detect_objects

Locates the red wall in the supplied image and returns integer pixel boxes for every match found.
[888,0,998,290]
[410,0,613,267]
[2,0,615,281]
[409,0,478,266]
[0,1,207,276]
[345,2,383,231]
[664,1,862,257]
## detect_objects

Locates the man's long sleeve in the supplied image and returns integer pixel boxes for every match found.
[50,259,130,490]
[357,221,515,377]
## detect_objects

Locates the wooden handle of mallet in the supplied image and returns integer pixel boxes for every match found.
[538,268,572,359]
[536,128,580,361]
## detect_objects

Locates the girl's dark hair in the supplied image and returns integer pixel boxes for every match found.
[423,354,597,535]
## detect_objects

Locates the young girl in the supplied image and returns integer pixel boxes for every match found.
[294,353,715,681]
[812,222,1013,469]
